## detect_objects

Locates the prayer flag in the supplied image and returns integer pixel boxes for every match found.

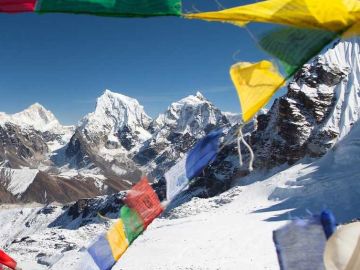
[165,129,222,201]
[124,177,163,228]
[258,26,337,76]
[120,205,145,244]
[230,60,285,123]
[35,0,182,17]
[324,222,360,270]
[273,217,327,270]
[87,219,129,270]
[185,0,360,33]
[0,0,36,12]
[0,250,16,270]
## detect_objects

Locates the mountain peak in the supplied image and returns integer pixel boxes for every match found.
[28,102,45,110]
[79,90,152,151]
[195,91,205,100]
[13,103,59,130]
[151,91,228,137]
[0,103,66,133]
[97,89,141,111]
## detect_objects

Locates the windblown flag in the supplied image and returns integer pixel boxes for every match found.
[273,210,336,270]
[35,0,182,17]
[120,205,145,244]
[324,222,360,270]
[0,0,36,12]
[87,219,129,270]
[88,177,163,269]
[0,250,17,270]
[230,60,285,123]
[123,176,163,228]
[165,129,222,201]
[185,0,360,33]
[258,26,337,77]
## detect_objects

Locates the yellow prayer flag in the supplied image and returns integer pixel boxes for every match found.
[185,0,360,33]
[342,21,360,39]
[230,60,285,123]
[106,219,129,261]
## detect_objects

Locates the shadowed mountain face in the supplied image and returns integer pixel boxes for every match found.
[191,37,360,198]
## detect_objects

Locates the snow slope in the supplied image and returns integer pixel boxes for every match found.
[0,110,359,269]
[0,168,39,197]
[28,117,359,270]
[112,115,360,270]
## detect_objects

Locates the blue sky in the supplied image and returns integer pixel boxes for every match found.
[0,0,282,125]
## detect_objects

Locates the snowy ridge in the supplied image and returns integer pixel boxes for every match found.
[318,37,360,139]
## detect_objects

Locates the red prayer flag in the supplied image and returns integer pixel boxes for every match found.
[124,176,163,228]
[0,250,17,270]
[0,0,36,13]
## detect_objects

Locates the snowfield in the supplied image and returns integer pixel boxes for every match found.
[1,168,39,197]
[113,119,360,270]
[1,118,359,269]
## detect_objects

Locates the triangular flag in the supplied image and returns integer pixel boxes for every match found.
[185,0,360,33]
[230,60,285,123]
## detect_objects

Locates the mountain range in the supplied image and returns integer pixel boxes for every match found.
[0,89,232,203]
[0,36,359,270]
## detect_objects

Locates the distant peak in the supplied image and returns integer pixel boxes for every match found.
[98,89,138,105]
[103,89,114,96]
[28,102,47,111]
[195,91,205,100]
[176,91,208,105]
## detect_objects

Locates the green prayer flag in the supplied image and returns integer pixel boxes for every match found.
[120,205,144,244]
[35,0,182,17]
[258,26,338,77]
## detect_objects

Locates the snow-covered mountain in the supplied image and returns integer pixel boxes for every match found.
[0,103,74,152]
[61,90,147,186]
[79,89,152,152]
[0,103,65,132]
[0,89,233,204]
[134,92,229,179]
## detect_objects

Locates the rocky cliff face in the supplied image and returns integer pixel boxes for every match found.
[251,37,360,169]
[203,37,360,190]
[0,123,49,168]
